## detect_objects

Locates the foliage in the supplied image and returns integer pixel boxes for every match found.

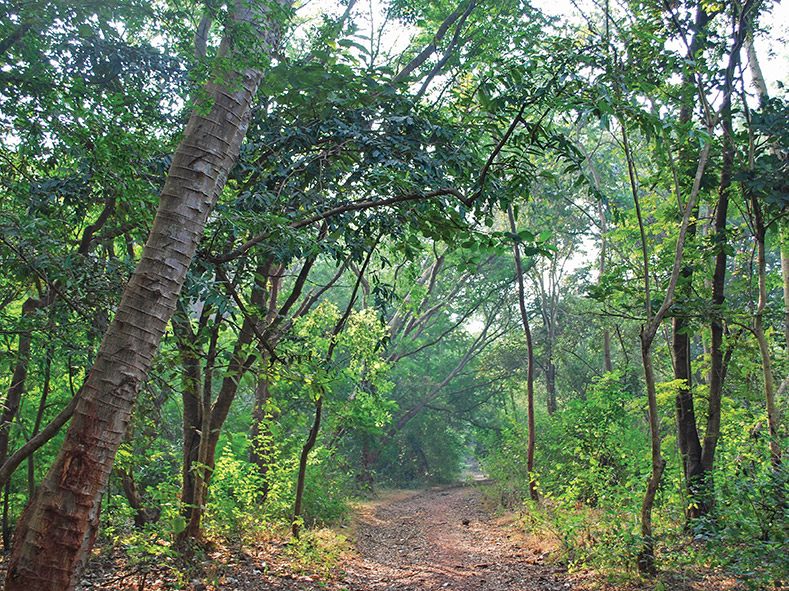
[0,0,788,587]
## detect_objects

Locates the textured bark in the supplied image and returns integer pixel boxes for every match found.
[3,2,290,588]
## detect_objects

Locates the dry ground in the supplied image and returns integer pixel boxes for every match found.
[342,483,574,591]
[0,481,757,590]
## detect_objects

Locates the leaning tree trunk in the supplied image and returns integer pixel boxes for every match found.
[3,3,290,589]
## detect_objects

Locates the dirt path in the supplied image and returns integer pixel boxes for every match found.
[342,483,573,591]
[53,482,580,591]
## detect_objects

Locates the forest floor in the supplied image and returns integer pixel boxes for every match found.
[340,482,574,591]
[5,480,751,590]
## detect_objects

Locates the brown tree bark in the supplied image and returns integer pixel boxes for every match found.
[623,115,710,573]
[3,2,291,588]
[669,2,712,522]
[508,205,538,502]
[700,35,738,483]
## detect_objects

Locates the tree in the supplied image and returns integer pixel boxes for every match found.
[3,1,293,588]
[508,205,539,501]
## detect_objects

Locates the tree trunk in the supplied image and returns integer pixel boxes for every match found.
[637,331,667,575]
[172,307,205,526]
[700,60,735,484]
[508,205,538,502]
[668,1,715,522]
[250,367,275,500]
[673,313,704,520]
[292,395,323,539]
[118,468,160,528]
[0,294,55,470]
[179,317,220,544]
[752,202,781,468]
[697,1,751,489]
[3,3,290,588]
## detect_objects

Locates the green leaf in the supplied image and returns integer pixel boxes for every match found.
[171,516,186,535]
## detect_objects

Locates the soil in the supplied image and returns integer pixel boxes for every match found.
[342,482,574,591]
[71,480,580,591]
[0,481,752,590]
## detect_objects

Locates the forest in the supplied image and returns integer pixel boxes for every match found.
[0,0,787,589]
